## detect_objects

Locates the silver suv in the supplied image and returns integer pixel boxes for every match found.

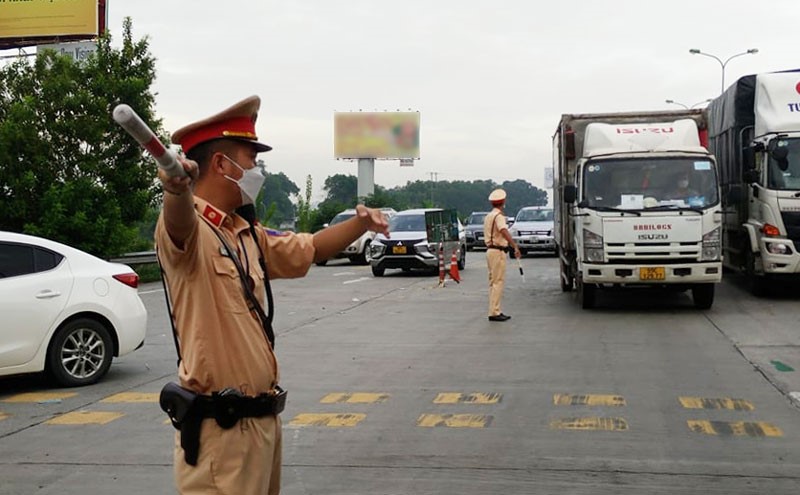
[370,208,466,277]
[317,208,397,266]
[510,206,556,256]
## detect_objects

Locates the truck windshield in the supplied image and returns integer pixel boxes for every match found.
[582,157,719,210]
[767,138,800,190]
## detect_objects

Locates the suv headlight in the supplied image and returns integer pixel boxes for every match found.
[701,227,720,261]
[370,241,385,257]
[583,229,604,263]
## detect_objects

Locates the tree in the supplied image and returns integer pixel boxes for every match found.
[500,179,548,216]
[295,175,313,232]
[322,174,357,206]
[259,169,298,227]
[0,18,162,257]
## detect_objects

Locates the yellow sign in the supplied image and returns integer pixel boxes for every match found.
[0,0,98,39]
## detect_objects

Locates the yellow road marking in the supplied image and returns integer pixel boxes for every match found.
[319,393,389,404]
[553,394,626,407]
[288,413,366,427]
[550,417,628,431]
[1,392,76,403]
[433,393,502,404]
[417,414,493,428]
[101,392,159,403]
[687,420,783,437]
[46,411,124,425]
[678,397,754,411]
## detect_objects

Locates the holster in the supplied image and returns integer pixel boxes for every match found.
[159,381,203,466]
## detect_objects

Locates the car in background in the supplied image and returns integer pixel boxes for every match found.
[370,208,466,277]
[316,207,397,266]
[464,211,489,251]
[510,206,556,256]
[0,231,147,387]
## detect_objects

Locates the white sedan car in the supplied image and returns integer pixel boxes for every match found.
[0,231,147,386]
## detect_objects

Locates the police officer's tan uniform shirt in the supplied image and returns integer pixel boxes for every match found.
[155,196,315,396]
[484,207,508,248]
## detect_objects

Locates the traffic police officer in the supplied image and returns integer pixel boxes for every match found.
[484,188,521,321]
[155,95,389,494]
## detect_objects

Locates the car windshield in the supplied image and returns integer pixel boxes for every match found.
[582,157,719,209]
[467,213,487,225]
[516,209,553,222]
[330,212,356,226]
[389,214,426,232]
[767,138,800,190]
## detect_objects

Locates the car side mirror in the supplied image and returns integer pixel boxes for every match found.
[563,184,577,204]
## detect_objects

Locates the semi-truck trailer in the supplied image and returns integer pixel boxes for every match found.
[553,110,723,309]
[706,70,800,295]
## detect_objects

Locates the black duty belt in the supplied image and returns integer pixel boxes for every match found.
[487,245,510,251]
[159,382,287,465]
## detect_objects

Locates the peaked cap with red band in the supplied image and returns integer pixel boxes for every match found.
[171,95,272,154]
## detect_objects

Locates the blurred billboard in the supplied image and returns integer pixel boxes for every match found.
[335,112,420,159]
[0,0,105,50]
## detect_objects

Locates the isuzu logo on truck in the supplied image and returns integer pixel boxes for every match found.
[616,127,675,134]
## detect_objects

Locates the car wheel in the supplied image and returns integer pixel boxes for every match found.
[353,240,371,265]
[47,318,113,387]
[371,265,385,277]
[315,259,328,267]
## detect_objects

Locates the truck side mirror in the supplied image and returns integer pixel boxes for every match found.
[743,169,759,184]
[727,184,743,203]
[563,184,577,204]
[743,147,756,170]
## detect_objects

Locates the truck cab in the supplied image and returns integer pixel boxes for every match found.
[554,113,723,309]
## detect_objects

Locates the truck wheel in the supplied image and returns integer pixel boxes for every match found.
[576,274,595,309]
[691,284,715,309]
[371,265,385,277]
[745,250,768,297]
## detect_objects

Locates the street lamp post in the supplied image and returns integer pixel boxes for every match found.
[689,48,759,94]
[665,99,713,110]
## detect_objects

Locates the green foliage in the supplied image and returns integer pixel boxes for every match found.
[0,18,162,257]
[322,174,357,206]
[295,175,313,232]
[260,168,298,227]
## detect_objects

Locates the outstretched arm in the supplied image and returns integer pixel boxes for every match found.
[312,205,390,262]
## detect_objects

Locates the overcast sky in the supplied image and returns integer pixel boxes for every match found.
[19,1,800,201]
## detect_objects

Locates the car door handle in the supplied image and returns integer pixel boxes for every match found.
[35,290,62,299]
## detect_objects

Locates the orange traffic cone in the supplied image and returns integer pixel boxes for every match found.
[449,250,461,283]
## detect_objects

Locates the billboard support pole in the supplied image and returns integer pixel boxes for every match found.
[357,158,375,200]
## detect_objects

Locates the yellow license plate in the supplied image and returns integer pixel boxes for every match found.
[639,267,665,281]
[392,246,407,254]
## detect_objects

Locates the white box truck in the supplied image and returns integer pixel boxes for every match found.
[553,110,723,309]
[706,70,800,295]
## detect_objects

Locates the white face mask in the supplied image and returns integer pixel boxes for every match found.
[222,154,265,205]
[678,179,689,189]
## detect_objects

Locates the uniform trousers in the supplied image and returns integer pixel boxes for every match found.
[486,248,507,316]
[175,415,282,494]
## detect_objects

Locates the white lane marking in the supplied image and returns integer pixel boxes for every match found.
[139,288,164,295]
[343,277,370,285]
[333,272,356,277]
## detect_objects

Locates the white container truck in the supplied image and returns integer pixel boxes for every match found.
[553,110,723,309]
[706,70,800,295]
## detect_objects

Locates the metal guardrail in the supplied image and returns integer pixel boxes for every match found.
[108,251,157,266]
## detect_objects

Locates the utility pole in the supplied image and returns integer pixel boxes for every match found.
[429,172,438,205]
